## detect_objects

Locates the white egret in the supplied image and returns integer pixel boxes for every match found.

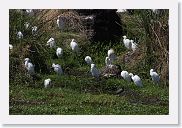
[32,26,38,35]
[17,31,23,39]
[70,39,79,53]
[24,22,30,29]
[121,71,131,82]
[44,78,51,88]
[130,40,138,52]
[129,73,143,87]
[26,9,34,16]
[90,64,100,78]
[105,57,112,67]
[116,9,127,13]
[57,16,65,30]
[85,56,93,65]
[24,58,35,75]
[108,49,117,63]
[52,63,63,75]
[123,35,131,50]
[150,69,160,84]
[46,38,56,48]
[56,47,63,58]
[9,44,13,50]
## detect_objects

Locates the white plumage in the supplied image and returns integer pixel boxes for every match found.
[129,73,143,87]
[105,57,112,67]
[24,22,30,29]
[52,63,63,75]
[26,9,34,16]
[107,49,117,63]
[9,44,13,50]
[44,78,51,88]
[32,26,38,35]
[130,40,138,52]
[70,39,79,53]
[116,9,127,13]
[150,69,160,84]
[90,64,100,78]
[123,35,131,50]
[17,31,23,39]
[85,56,93,65]
[24,58,35,75]
[57,16,65,30]
[56,47,63,58]
[46,38,56,48]
[121,71,131,82]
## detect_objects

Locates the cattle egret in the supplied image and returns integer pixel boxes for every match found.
[24,22,30,29]
[121,71,131,82]
[116,9,127,13]
[56,47,63,58]
[129,73,143,87]
[108,49,117,63]
[91,64,100,78]
[44,78,51,88]
[105,57,112,67]
[17,31,23,39]
[46,38,56,48]
[130,40,138,52]
[9,44,13,50]
[24,58,35,75]
[123,35,131,50]
[70,39,79,53]
[57,16,65,30]
[26,9,34,16]
[150,69,160,84]
[85,56,93,65]
[52,63,63,75]
[32,26,38,35]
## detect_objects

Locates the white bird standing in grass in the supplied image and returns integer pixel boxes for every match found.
[9,44,13,50]
[150,69,160,84]
[52,63,63,75]
[108,49,117,64]
[130,40,138,52]
[26,9,34,16]
[121,70,131,82]
[85,56,93,65]
[32,26,38,35]
[57,16,65,30]
[90,64,100,78]
[46,38,56,48]
[129,73,143,87]
[105,57,112,67]
[56,47,63,58]
[70,39,79,53]
[44,78,51,88]
[17,31,23,39]
[123,35,131,50]
[24,58,35,75]
[24,22,30,29]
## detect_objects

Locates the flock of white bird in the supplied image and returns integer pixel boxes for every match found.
[10,9,160,89]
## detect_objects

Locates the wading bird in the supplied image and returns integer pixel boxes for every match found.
[121,70,131,82]
[129,73,143,87]
[90,64,100,78]
[85,56,93,65]
[24,58,35,76]
[70,39,79,53]
[46,38,56,48]
[123,35,131,50]
[56,47,63,58]
[52,63,63,75]
[150,69,160,84]
[17,31,23,39]
[44,78,51,88]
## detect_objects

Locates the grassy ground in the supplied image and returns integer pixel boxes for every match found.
[9,9,169,115]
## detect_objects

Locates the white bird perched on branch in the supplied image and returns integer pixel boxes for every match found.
[70,39,79,53]
[85,56,93,65]
[32,26,38,35]
[123,35,131,50]
[57,16,65,30]
[56,47,63,58]
[150,69,160,84]
[130,40,138,52]
[90,64,100,78]
[121,70,131,82]
[108,49,117,63]
[24,58,35,75]
[9,44,13,50]
[129,73,143,87]
[46,38,56,48]
[24,22,30,29]
[44,78,51,88]
[17,31,23,39]
[52,63,63,75]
